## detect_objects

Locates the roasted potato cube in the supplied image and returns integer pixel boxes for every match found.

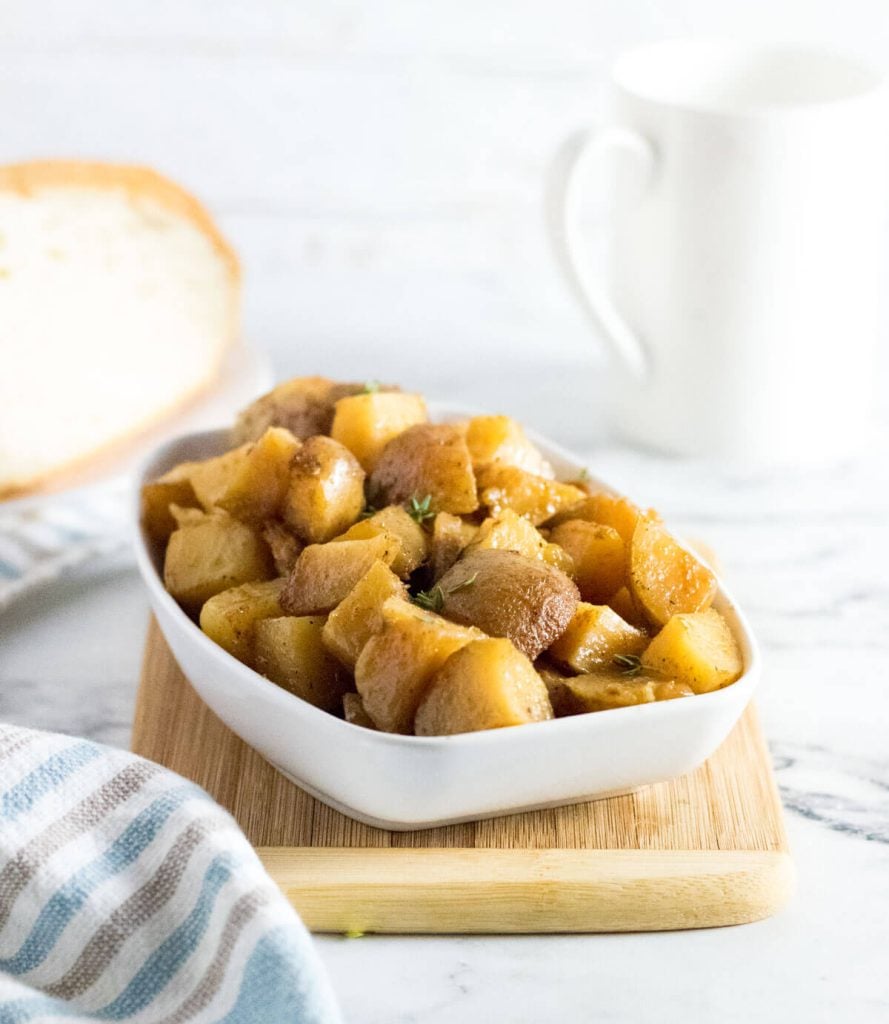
[281,534,400,615]
[331,392,428,471]
[415,638,553,736]
[465,415,553,477]
[476,464,584,526]
[542,542,575,576]
[189,427,300,522]
[343,693,377,729]
[546,491,649,542]
[332,505,428,578]
[163,510,274,612]
[607,585,647,630]
[322,560,407,668]
[198,579,286,664]
[548,603,647,674]
[437,549,579,661]
[232,376,370,444]
[261,520,304,576]
[559,672,692,714]
[430,512,477,579]
[466,508,547,560]
[369,423,478,515]
[282,435,366,544]
[140,461,201,544]
[534,659,576,717]
[641,609,742,693]
[549,520,626,603]
[254,616,351,711]
[629,517,717,627]
[356,599,483,733]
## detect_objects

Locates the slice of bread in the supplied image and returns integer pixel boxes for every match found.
[0,161,239,499]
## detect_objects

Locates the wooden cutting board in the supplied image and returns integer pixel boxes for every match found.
[132,619,793,934]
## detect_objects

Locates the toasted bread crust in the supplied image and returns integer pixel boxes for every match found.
[0,160,240,501]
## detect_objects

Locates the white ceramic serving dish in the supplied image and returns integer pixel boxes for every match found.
[134,420,761,830]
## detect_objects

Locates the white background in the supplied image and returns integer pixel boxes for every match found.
[2,4,889,1023]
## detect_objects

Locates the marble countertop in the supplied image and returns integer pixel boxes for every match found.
[3,360,888,1024]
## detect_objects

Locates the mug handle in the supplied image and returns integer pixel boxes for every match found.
[549,126,656,379]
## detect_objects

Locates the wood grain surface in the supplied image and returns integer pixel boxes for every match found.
[132,618,793,933]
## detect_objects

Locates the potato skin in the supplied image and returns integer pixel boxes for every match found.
[331,391,428,471]
[232,377,370,444]
[369,423,478,515]
[415,638,553,736]
[283,435,366,544]
[437,549,579,660]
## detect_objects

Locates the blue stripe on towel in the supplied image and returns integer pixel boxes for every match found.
[221,928,315,1023]
[95,853,241,1020]
[0,786,200,976]
[1,744,102,823]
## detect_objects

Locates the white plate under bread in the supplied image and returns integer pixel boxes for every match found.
[134,419,761,830]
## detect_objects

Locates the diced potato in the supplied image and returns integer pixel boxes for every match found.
[607,585,647,630]
[332,505,428,578]
[140,461,201,544]
[548,603,647,674]
[355,599,483,733]
[322,560,407,669]
[331,392,428,471]
[542,542,575,576]
[282,435,366,544]
[549,520,626,603]
[169,503,206,528]
[163,510,274,613]
[641,609,743,693]
[465,415,553,477]
[559,672,693,714]
[254,616,351,712]
[232,376,370,444]
[466,508,547,560]
[546,491,648,542]
[438,549,579,661]
[415,638,553,736]
[261,520,304,576]
[343,692,377,729]
[476,464,584,526]
[534,660,575,717]
[280,534,400,615]
[199,579,286,664]
[369,423,478,515]
[189,427,300,522]
[430,512,477,579]
[629,517,717,627]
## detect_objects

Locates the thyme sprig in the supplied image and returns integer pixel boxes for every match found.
[359,504,378,520]
[613,653,643,676]
[407,494,435,525]
[411,572,478,613]
[361,380,381,394]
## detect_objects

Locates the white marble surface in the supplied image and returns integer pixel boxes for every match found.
[2,2,889,1020]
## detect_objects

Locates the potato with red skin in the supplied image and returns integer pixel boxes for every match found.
[369,423,478,515]
[233,377,386,444]
[437,549,579,660]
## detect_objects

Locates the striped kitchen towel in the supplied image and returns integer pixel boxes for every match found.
[0,484,132,613]
[0,725,341,1024]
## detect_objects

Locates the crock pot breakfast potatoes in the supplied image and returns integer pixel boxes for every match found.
[143,376,743,736]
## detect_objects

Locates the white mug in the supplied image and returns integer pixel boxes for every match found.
[550,40,887,464]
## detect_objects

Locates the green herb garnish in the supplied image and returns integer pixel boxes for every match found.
[359,504,378,520]
[412,586,444,612]
[613,653,643,676]
[446,572,478,594]
[407,494,435,525]
[361,380,381,394]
